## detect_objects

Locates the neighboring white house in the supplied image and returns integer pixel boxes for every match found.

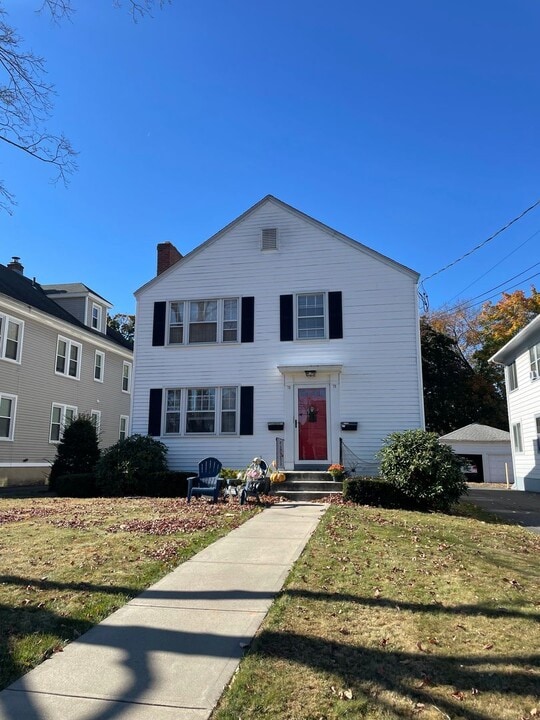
[0,258,133,486]
[132,195,425,473]
[491,315,540,492]
[439,423,514,485]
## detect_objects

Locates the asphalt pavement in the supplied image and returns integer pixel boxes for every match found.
[466,484,540,534]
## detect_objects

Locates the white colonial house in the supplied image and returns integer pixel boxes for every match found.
[132,196,424,473]
[491,314,540,492]
[0,258,133,486]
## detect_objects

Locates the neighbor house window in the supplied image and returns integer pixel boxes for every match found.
[536,415,540,453]
[90,409,101,435]
[297,293,325,339]
[50,403,77,443]
[507,361,518,392]
[94,351,105,382]
[55,336,82,379]
[164,387,238,435]
[530,343,540,380]
[167,298,239,345]
[0,393,17,440]
[0,313,24,363]
[122,362,132,393]
[119,415,129,440]
[512,422,523,453]
[91,303,102,331]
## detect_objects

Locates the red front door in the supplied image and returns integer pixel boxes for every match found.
[297,387,328,462]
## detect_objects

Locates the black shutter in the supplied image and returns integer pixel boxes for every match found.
[148,388,163,436]
[152,302,166,346]
[239,386,254,435]
[328,291,343,339]
[241,297,254,343]
[280,294,294,341]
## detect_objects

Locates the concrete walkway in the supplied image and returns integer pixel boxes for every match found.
[0,502,327,720]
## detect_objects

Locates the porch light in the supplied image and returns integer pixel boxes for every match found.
[305,370,316,377]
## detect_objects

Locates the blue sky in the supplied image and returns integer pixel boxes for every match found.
[1,1,539,315]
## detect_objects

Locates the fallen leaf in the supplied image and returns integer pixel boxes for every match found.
[483,643,494,650]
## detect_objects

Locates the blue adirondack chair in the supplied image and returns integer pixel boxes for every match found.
[240,459,270,505]
[187,457,223,503]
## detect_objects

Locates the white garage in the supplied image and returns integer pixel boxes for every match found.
[439,424,514,485]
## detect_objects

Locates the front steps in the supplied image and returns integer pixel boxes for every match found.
[272,471,343,501]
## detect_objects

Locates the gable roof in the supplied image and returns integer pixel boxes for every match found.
[0,265,132,351]
[490,314,540,365]
[42,283,111,306]
[135,195,419,296]
[440,423,511,442]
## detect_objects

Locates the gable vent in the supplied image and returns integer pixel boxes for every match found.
[261,228,278,250]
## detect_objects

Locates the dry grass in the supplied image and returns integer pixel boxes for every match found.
[0,495,259,690]
[212,504,540,720]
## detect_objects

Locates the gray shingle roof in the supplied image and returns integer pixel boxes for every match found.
[440,423,510,442]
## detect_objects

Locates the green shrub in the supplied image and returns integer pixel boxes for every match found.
[143,471,191,497]
[378,429,467,511]
[343,476,416,509]
[52,473,97,497]
[49,416,100,491]
[220,467,242,486]
[95,434,168,496]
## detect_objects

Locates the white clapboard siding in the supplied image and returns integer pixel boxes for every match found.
[132,197,424,473]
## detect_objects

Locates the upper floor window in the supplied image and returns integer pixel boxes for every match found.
[0,313,23,363]
[56,336,82,379]
[530,343,540,380]
[536,416,540,453]
[94,351,105,382]
[91,303,102,331]
[0,393,17,441]
[512,422,523,454]
[507,361,518,392]
[165,386,238,435]
[122,361,132,393]
[297,293,325,339]
[167,298,239,345]
[50,403,77,443]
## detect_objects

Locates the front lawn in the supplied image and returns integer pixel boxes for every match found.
[212,503,540,720]
[0,495,259,690]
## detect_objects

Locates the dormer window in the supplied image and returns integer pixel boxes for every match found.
[92,303,102,331]
[261,228,278,251]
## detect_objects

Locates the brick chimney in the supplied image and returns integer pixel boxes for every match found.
[7,256,24,275]
[157,242,182,275]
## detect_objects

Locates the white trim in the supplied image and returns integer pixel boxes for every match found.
[91,303,103,332]
[119,414,129,440]
[0,393,17,441]
[55,335,82,380]
[294,383,330,466]
[0,312,24,365]
[49,403,78,444]
[0,462,49,468]
[122,361,132,394]
[90,409,101,435]
[94,350,105,383]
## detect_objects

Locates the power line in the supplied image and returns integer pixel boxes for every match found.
[422,197,540,282]
[446,269,540,314]
[447,228,540,302]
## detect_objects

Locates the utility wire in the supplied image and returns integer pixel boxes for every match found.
[422,197,540,282]
[445,269,540,313]
[447,228,540,302]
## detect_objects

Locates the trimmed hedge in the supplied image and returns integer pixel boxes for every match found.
[52,470,191,498]
[51,473,98,498]
[343,476,418,509]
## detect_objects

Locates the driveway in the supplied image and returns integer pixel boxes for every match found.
[466,485,540,534]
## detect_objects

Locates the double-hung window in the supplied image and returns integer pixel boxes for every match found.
[512,422,523,454]
[167,299,238,345]
[91,304,102,331]
[122,362,132,393]
[94,351,105,382]
[90,409,101,435]
[50,403,77,443]
[507,361,518,391]
[119,415,129,441]
[536,416,540,453]
[56,336,82,379]
[164,387,238,435]
[530,343,540,380]
[0,313,23,363]
[0,393,17,440]
[297,293,325,339]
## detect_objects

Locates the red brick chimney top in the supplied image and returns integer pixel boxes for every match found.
[157,242,182,276]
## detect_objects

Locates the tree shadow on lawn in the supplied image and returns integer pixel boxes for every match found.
[250,628,539,720]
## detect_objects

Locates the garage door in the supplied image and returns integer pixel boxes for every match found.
[487,455,514,484]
